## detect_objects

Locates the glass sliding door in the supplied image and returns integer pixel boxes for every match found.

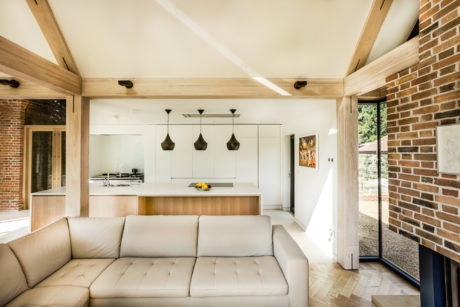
[358,103,380,257]
[358,100,420,284]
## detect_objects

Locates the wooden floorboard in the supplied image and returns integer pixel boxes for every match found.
[309,262,419,306]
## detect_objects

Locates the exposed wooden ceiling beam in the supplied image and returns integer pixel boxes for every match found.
[344,36,419,97]
[0,35,81,95]
[358,87,387,101]
[346,0,393,76]
[26,0,80,75]
[0,77,65,99]
[82,78,343,99]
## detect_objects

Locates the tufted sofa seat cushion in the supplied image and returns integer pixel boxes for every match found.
[190,256,288,297]
[37,259,114,288]
[6,286,89,307]
[90,257,196,298]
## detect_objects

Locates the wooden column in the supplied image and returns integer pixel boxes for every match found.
[65,96,89,217]
[336,96,359,269]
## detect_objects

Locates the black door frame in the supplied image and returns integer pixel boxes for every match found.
[358,99,420,288]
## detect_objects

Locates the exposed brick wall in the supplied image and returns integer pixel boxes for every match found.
[386,0,460,262]
[0,100,27,211]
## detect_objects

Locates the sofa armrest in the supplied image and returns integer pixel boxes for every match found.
[273,225,309,307]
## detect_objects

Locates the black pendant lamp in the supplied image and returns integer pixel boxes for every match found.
[227,109,240,150]
[194,109,207,150]
[161,109,175,151]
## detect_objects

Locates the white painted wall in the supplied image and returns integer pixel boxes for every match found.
[281,101,338,260]
[90,134,144,176]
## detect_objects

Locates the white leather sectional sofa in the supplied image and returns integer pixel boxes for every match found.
[0,215,309,306]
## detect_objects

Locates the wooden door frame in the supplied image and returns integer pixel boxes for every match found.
[23,125,66,209]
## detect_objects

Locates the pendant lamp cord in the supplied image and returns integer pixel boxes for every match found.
[232,112,234,133]
[167,112,170,134]
[200,113,202,133]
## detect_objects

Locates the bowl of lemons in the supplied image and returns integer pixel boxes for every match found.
[195,182,211,191]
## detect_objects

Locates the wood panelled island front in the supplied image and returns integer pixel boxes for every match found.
[31,183,262,231]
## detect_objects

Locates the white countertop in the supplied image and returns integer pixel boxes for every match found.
[31,182,261,197]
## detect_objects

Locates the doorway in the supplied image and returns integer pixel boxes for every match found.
[23,126,66,209]
[289,134,295,214]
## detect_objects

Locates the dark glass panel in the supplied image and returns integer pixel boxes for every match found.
[31,131,53,192]
[25,100,66,125]
[61,132,66,187]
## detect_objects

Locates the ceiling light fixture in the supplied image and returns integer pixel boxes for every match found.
[118,80,134,88]
[161,109,175,151]
[194,109,207,151]
[294,81,307,89]
[227,109,240,151]
[0,79,20,88]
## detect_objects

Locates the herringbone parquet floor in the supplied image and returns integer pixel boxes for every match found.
[309,262,419,306]
[264,210,419,307]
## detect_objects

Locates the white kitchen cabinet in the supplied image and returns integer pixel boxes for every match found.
[258,125,282,206]
[154,124,280,204]
[171,125,193,178]
[192,125,236,179]
[213,126,236,178]
[192,125,215,178]
[155,126,171,182]
[235,126,258,184]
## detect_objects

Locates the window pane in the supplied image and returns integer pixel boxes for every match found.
[31,131,53,192]
[61,132,66,187]
[25,100,66,125]
[358,104,379,257]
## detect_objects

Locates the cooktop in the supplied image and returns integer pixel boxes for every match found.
[188,182,234,188]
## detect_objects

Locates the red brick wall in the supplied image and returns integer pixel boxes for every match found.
[386,0,460,262]
[0,100,27,211]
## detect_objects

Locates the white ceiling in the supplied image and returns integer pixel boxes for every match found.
[90,98,335,126]
[366,0,419,64]
[0,0,418,79]
[0,0,56,64]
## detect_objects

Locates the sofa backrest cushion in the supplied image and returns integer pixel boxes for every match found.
[8,218,71,287]
[120,215,198,257]
[0,244,29,306]
[68,217,125,258]
[197,215,273,257]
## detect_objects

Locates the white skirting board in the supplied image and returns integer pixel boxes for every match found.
[264,204,283,210]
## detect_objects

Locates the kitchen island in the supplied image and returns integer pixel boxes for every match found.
[30,183,262,230]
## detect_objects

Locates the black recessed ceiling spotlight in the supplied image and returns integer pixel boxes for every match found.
[161,109,175,151]
[0,79,20,88]
[118,80,134,88]
[194,109,208,151]
[294,81,307,90]
[226,109,240,151]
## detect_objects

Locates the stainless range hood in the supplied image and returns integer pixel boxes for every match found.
[182,113,240,118]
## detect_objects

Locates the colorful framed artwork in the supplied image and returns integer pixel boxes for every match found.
[299,134,318,168]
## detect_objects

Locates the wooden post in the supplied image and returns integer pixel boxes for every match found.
[336,96,359,269]
[65,96,89,217]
